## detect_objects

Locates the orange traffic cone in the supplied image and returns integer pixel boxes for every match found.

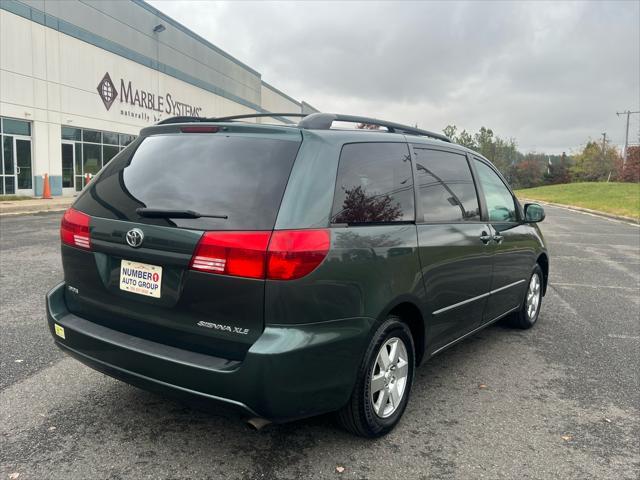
[85,173,91,186]
[42,173,52,199]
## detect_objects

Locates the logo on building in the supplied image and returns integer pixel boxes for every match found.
[97,72,118,111]
[96,72,203,121]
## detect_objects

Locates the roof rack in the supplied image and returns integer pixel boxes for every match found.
[298,113,451,143]
[156,112,451,143]
[156,113,306,125]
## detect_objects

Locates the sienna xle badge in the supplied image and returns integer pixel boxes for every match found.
[47,112,548,437]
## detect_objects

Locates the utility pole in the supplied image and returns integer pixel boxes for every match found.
[616,110,640,167]
[601,132,608,180]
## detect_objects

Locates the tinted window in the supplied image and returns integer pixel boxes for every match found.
[119,134,136,146]
[74,134,301,230]
[83,143,102,174]
[3,136,13,174]
[331,143,414,224]
[102,131,119,145]
[102,145,119,164]
[74,143,82,173]
[414,148,480,222]
[474,159,517,222]
[82,129,101,143]
[2,118,30,136]
[61,127,81,141]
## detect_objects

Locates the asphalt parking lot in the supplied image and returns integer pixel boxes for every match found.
[1,205,638,480]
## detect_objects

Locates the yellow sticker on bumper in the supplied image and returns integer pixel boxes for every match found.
[54,324,65,339]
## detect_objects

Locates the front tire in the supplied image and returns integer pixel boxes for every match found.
[504,264,543,329]
[337,316,415,438]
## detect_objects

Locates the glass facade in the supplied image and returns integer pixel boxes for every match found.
[61,126,136,190]
[0,117,33,195]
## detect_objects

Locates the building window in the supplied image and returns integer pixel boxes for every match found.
[1,117,33,195]
[3,118,31,136]
[61,127,136,191]
[82,129,102,144]
[103,131,119,145]
[61,127,81,141]
[119,134,136,147]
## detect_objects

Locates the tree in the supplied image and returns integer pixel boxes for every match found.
[510,154,544,188]
[443,125,519,178]
[543,152,571,184]
[443,125,457,139]
[443,125,478,149]
[619,146,640,182]
[474,127,495,159]
[333,186,403,223]
[491,136,519,176]
[570,140,620,181]
[457,130,477,149]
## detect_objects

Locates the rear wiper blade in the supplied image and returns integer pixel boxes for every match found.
[136,208,228,219]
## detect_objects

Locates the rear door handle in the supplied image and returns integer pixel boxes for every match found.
[480,232,492,244]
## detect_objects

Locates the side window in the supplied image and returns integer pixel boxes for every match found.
[474,159,517,222]
[414,148,480,222]
[331,143,414,224]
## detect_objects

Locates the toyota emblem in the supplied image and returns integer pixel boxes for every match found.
[125,228,144,248]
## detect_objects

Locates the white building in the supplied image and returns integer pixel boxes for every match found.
[0,0,317,196]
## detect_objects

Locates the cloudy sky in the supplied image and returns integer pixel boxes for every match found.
[149,0,639,154]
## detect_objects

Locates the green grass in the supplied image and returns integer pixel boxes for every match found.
[0,195,34,202]
[515,182,640,219]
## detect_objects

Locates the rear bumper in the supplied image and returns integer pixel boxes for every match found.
[46,282,375,422]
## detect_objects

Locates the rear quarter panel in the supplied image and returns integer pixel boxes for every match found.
[264,225,425,325]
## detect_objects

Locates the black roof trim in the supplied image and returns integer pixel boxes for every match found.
[156,113,306,125]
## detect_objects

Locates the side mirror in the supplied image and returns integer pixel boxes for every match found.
[524,203,545,223]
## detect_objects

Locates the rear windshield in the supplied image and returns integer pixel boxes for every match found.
[74,133,301,230]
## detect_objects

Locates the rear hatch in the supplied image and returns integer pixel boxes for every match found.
[63,124,302,360]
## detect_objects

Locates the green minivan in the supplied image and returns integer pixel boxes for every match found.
[46,113,548,437]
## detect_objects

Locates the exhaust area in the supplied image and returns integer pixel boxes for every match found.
[246,417,271,431]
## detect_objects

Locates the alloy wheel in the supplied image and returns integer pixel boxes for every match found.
[526,273,541,320]
[370,337,409,418]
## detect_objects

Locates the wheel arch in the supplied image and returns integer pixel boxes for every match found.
[537,252,549,295]
[381,299,426,366]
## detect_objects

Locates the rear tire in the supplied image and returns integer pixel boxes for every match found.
[504,264,543,329]
[337,316,415,438]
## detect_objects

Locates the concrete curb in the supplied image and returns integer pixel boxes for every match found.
[0,208,68,217]
[0,198,74,217]
[519,198,639,225]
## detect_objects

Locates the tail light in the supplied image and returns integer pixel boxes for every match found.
[60,208,91,250]
[190,231,271,279]
[266,230,331,280]
[189,229,330,280]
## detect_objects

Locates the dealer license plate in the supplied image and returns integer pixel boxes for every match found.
[119,260,162,298]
